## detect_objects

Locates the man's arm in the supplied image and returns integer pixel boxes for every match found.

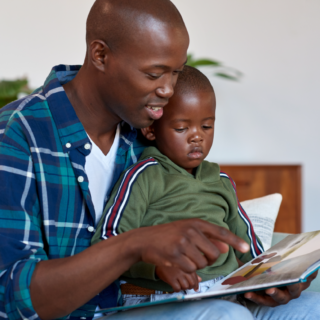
[31,219,250,319]
[0,128,249,319]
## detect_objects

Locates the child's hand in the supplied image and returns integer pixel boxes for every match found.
[155,265,202,292]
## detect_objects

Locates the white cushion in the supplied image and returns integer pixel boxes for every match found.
[240,193,282,250]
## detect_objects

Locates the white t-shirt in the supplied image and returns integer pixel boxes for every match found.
[85,125,120,318]
[85,124,120,225]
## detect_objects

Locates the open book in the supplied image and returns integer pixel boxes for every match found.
[91,231,320,316]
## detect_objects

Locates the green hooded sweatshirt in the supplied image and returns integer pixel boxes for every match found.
[92,146,263,292]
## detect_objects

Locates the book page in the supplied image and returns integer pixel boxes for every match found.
[186,231,320,300]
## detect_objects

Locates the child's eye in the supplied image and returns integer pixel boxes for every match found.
[174,128,186,132]
[202,125,212,130]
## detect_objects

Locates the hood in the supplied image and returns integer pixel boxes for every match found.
[140,146,202,178]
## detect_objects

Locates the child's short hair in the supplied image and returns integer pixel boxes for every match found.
[175,65,214,95]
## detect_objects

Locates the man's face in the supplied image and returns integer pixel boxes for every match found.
[151,90,216,174]
[101,23,189,129]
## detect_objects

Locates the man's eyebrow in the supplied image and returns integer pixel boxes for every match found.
[151,59,188,70]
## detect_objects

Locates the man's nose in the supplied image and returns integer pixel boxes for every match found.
[155,74,175,99]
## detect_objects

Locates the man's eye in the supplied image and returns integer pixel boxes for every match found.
[148,73,161,79]
[173,70,183,76]
[175,128,186,132]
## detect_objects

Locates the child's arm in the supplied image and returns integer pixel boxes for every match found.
[233,200,264,264]
[220,172,264,264]
[91,158,159,281]
[92,165,150,243]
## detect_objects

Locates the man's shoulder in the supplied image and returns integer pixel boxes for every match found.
[0,89,49,130]
[0,90,53,153]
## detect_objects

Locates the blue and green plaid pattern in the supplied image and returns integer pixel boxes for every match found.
[0,65,146,320]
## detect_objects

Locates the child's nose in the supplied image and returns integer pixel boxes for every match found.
[191,133,203,143]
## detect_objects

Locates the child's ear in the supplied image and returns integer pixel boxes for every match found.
[141,126,156,141]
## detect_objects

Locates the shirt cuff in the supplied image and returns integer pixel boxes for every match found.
[2,258,40,320]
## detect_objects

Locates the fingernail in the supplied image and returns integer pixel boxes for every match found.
[241,243,250,251]
[164,261,172,267]
[268,289,276,295]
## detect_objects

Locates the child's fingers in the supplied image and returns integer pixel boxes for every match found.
[177,275,191,291]
[181,272,200,291]
[170,279,182,292]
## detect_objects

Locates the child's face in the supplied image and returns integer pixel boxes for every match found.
[143,90,216,174]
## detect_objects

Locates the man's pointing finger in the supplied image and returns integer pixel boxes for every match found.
[194,219,250,253]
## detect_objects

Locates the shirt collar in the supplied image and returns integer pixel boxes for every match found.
[43,64,137,154]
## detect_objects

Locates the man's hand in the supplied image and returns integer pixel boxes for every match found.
[244,271,318,306]
[155,265,202,292]
[130,218,250,274]
[30,218,249,319]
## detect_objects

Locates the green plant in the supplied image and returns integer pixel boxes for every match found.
[0,78,32,109]
[186,53,242,81]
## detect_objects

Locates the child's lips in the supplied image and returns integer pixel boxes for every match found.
[188,147,203,160]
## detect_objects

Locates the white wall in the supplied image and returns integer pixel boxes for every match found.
[1,0,319,231]
[171,0,320,232]
[0,0,95,87]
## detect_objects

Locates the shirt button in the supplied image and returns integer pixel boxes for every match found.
[84,143,91,150]
[88,226,94,232]
[78,176,84,183]
[66,142,71,148]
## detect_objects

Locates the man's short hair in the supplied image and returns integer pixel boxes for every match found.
[86,0,185,51]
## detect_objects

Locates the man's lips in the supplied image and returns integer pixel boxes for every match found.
[145,104,165,120]
[188,147,203,160]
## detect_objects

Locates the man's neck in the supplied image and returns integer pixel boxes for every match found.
[62,66,120,155]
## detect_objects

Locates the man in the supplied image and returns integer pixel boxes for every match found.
[0,1,317,320]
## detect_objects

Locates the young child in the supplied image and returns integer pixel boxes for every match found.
[91,66,263,305]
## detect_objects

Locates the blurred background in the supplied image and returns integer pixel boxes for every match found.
[0,0,319,232]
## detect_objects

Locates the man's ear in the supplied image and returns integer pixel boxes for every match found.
[141,126,156,141]
[89,40,110,72]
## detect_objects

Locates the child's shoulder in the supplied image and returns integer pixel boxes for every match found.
[123,153,160,178]
[201,161,236,191]
[200,160,221,181]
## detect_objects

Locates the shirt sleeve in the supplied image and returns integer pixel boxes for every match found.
[220,172,264,264]
[92,158,158,281]
[0,120,47,320]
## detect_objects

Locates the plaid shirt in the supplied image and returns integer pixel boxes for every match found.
[0,65,146,320]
